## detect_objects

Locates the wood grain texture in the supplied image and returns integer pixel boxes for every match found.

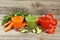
[0,0,60,2]
[0,1,60,15]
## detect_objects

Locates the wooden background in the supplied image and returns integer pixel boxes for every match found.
[0,0,60,15]
[0,0,60,40]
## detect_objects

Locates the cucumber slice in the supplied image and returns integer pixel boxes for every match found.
[36,27,42,34]
[21,29,28,33]
[32,29,36,33]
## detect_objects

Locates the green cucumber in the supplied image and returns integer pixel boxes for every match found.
[32,29,36,33]
[21,29,28,33]
[36,27,42,34]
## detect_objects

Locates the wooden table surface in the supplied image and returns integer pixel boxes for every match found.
[0,14,60,40]
[0,0,60,40]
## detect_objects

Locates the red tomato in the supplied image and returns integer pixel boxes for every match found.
[40,17,50,30]
[46,14,53,19]
[36,17,43,26]
[39,16,50,22]
[48,24,56,29]
[47,28,55,34]
[50,19,57,26]
[38,16,49,28]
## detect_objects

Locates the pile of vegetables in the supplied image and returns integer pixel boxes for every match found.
[2,11,57,34]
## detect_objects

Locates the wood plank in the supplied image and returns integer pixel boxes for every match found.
[0,1,60,15]
[0,1,60,8]
[0,0,60,2]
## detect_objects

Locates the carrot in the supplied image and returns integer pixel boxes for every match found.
[22,22,27,27]
[5,22,13,32]
[3,20,11,27]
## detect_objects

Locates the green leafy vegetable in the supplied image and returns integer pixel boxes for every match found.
[15,11,29,17]
[2,12,14,25]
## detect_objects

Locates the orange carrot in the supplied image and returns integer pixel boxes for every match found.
[22,22,27,27]
[5,22,13,32]
[3,20,11,27]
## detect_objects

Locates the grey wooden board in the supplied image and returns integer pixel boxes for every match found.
[0,1,60,15]
[0,14,60,40]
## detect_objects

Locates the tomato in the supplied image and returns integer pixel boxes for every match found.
[37,16,46,26]
[47,28,55,34]
[46,14,53,19]
[40,17,50,30]
[50,19,57,26]
[48,24,56,29]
